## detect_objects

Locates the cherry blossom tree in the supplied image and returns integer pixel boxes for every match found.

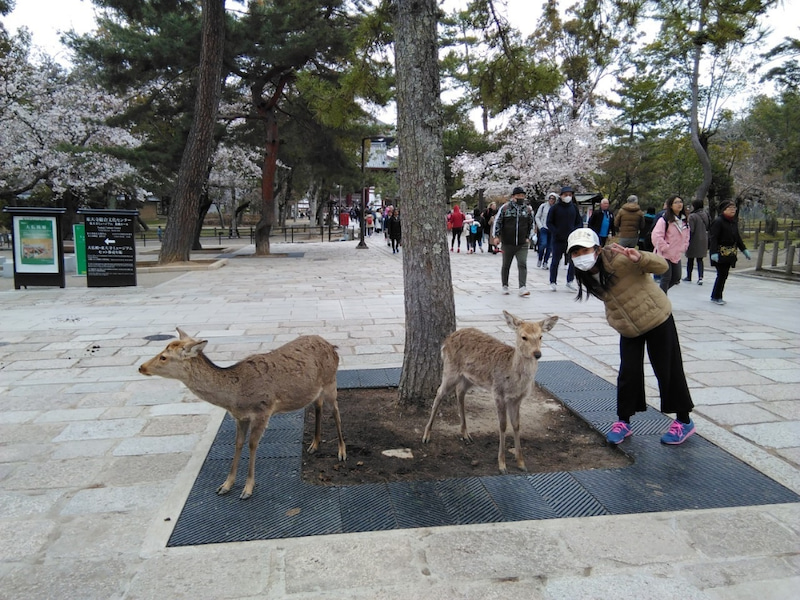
[452,119,604,199]
[0,43,144,209]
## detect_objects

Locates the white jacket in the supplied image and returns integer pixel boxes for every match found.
[535,202,551,230]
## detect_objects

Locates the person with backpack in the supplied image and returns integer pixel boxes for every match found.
[614,195,645,248]
[546,185,583,292]
[469,209,484,253]
[492,186,534,296]
[651,195,690,295]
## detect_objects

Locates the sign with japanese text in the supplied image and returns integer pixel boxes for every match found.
[83,212,137,287]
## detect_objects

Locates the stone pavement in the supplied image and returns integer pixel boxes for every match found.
[0,238,798,599]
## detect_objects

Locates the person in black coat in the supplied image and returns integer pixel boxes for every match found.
[587,198,616,246]
[388,208,402,254]
[709,200,750,305]
[546,185,584,291]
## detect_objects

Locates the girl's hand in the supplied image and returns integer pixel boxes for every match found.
[608,243,642,263]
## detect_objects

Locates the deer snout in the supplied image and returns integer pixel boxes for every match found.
[138,364,152,376]
[533,351,542,360]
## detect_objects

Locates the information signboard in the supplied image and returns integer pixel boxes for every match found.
[79,209,138,287]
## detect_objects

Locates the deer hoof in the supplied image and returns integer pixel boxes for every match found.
[462,433,473,444]
[216,484,232,495]
[498,465,508,475]
[239,489,252,500]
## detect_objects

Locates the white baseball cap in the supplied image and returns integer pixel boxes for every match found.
[567,228,600,252]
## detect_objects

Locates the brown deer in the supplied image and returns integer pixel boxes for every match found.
[139,328,345,499]
[422,311,558,474]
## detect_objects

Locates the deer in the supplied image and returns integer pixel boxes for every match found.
[422,311,558,474]
[138,328,345,500]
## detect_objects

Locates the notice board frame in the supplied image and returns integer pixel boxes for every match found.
[2,206,67,289]
[78,209,139,288]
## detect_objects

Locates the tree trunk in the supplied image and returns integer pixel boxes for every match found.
[394,0,456,408]
[254,106,278,255]
[690,1,713,204]
[159,0,225,264]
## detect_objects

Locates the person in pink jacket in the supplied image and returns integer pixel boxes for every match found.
[651,195,690,294]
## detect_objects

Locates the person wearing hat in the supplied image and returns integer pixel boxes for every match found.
[535,192,557,268]
[492,186,534,295]
[566,228,697,445]
[545,185,583,292]
[614,194,646,248]
[708,200,750,305]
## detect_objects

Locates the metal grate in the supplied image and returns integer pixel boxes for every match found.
[168,361,800,546]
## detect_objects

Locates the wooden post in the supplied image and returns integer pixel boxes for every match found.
[772,241,779,267]
[756,240,765,271]
[785,245,795,277]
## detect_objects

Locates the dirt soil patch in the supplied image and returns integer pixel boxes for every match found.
[302,386,631,486]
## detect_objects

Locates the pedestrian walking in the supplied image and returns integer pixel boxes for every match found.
[709,200,751,305]
[535,193,556,268]
[684,198,710,285]
[567,228,697,446]
[546,185,583,292]
[388,208,402,254]
[587,198,616,246]
[651,195,690,295]
[448,205,465,253]
[492,186,534,296]
[614,195,645,248]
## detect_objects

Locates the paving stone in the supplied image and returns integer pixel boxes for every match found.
[689,387,762,406]
[60,482,172,515]
[3,458,106,490]
[678,509,800,557]
[697,403,780,426]
[141,415,209,436]
[733,421,800,449]
[0,489,64,519]
[52,418,146,442]
[761,400,800,420]
[97,453,190,485]
[52,439,116,459]
[112,434,199,456]
[34,407,106,423]
[0,520,57,561]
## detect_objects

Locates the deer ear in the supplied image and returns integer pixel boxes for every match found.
[541,315,559,333]
[176,327,190,340]
[503,310,523,330]
[181,339,208,358]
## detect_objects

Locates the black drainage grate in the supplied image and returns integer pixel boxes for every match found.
[143,334,175,341]
[167,361,800,546]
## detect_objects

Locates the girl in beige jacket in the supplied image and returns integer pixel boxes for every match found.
[567,228,696,446]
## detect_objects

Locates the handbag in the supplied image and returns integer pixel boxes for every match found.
[716,245,737,265]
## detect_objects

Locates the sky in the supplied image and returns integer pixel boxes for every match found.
[4,0,798,59]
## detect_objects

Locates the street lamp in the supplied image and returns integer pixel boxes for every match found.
[359,136,396,250]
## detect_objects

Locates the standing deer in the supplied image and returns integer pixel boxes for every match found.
[422,311,558,474]
[139,328,345,499]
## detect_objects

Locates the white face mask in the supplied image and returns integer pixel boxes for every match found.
[562,195,572,203]
[572,252,598,271]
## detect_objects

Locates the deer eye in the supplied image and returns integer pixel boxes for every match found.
[521,336,528,341]
[159,355,167,361]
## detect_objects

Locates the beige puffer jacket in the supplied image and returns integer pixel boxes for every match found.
[599,248,671,338]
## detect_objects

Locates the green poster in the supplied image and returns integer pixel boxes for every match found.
[19,218,56,266]
[73,224,87,275]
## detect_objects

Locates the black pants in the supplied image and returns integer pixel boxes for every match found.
[659,259,682,294]
[686,257,704,280]
[711,263,731,300]
[617,315,694,420]
[549,239,574,284]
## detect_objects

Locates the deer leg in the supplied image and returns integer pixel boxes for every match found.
[495,399,508,474]
[455,377,473,443]
[218,417,249,495]
[240,415,270,500]
[422,375,456,443]
[307,394,323,455]
[318,381,347,461]
[508,400,527,472]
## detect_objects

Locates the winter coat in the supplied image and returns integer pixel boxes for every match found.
[588,209,616,238]
[651,214,690,263]
[448,207,465,229]
[709,215,746,267]
[535,202,551,231]
[387,215,402,240]
[493,200,533,246]
[614,203,645,240]
[598,247,671,338]
[686,209,710,259]
[546,200,582,243]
